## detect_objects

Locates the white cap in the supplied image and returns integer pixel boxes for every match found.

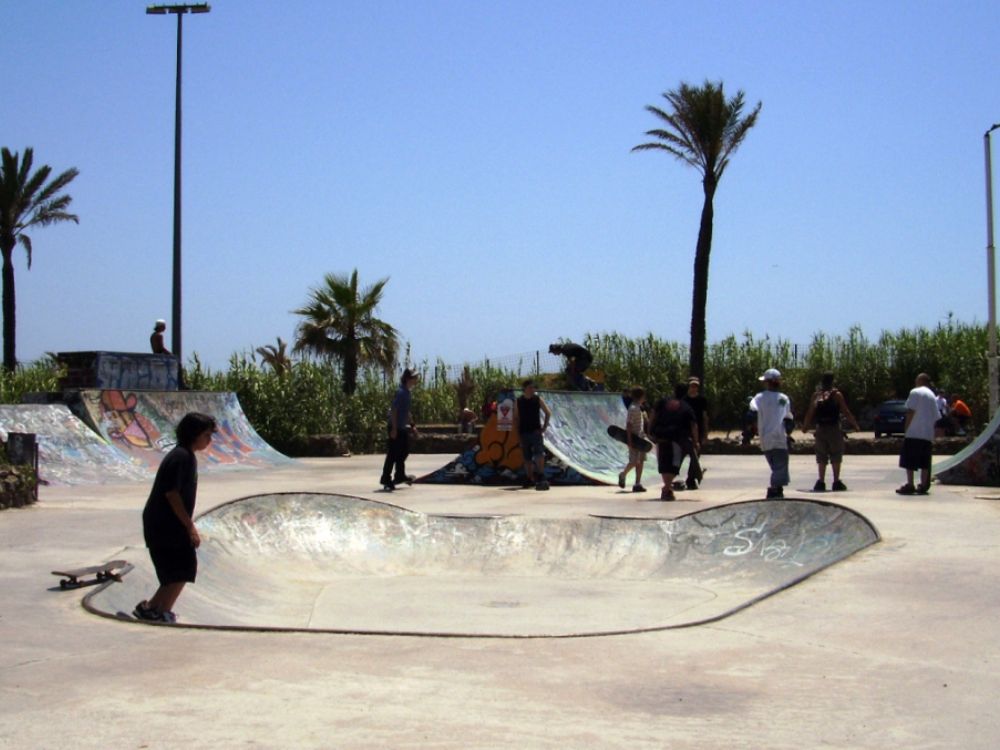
[759,368,782,382]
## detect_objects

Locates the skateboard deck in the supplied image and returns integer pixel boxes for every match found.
[607,425,655,453]
[51,559,130,590]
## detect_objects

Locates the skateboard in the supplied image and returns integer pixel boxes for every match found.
[51,560,130,590]
[607,425,654,453]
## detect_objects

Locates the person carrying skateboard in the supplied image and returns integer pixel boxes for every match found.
[134,411,217,623]
[380,368,420,491]
[513,379,552,490]
[618,386,648,493]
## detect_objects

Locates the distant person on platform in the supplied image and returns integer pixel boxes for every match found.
[514,379,552,491]
[682,377,710,490]
[750,368,794,499]
[150,319,170,355]
[549,341,594,390]
[380,368,420,491]
[803,372,861,492]
[896,373,939,495]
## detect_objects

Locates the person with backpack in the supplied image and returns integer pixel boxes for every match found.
[803,372,861,491]
[649,384,698,501]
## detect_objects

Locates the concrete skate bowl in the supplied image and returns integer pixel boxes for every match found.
[86,494,879,638]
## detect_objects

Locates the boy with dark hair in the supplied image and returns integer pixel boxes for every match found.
[514,379,552,490]
[380,368,420,491]
[803,371,860,491]
[649,385,698,501]
[134,411,217,623]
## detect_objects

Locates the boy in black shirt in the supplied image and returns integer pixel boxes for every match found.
[134,412,216,623]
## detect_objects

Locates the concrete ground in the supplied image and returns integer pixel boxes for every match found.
[2,452,999,749]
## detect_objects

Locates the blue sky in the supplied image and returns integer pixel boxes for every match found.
[7,1,1000,371]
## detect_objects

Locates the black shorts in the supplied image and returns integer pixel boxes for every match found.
[899,438,933,471]
[148,545,197,586]
[656,440,684,475]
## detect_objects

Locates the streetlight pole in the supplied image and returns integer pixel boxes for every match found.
[985,123,1000,416]
[146,3,210,364]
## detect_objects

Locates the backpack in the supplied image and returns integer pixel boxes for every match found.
[651,398,682,440]
[815,389,841,425]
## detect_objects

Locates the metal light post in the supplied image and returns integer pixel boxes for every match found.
[985,123,1000,416]
[146,3,210,363]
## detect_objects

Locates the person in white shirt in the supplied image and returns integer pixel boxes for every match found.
[750,368,793,499]
[897,373,939,495]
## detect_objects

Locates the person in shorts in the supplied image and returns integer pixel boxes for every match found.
[649,385,698,501]
[618,386,648,493]
[803,372,860,491]
[897,373,938,495]
[514,379,552,490]
[134,412,217,623]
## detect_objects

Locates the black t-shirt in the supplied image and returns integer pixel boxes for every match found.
[683,394,709,426]
[651,397,696,441]
[517,395,542,434]
[142,446,198,548]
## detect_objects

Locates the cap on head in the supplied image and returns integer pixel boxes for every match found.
[687,376,700,386]
[759,368,782,382]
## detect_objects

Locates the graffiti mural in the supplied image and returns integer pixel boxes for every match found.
[72,390,293,472]
[419,389,628,486]
[0,404,151,485]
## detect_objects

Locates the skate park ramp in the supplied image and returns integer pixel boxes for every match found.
[72,390,293,472]
[934,408,1000,485]
[420,390,627,485]
[0,404,150,485]
[86,493,880,637]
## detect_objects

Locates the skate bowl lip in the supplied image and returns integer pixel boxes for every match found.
[83,493,880,639]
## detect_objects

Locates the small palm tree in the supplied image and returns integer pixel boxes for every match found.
[256,337,292,377]
[633,81,761,382]
[0,147,79,371]
[292,269,399,394]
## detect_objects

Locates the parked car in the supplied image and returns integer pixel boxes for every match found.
[873,399,907,437]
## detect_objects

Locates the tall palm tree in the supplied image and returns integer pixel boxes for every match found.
[0,147,79,371]
[292,269,399,394]
[633,81,761,382]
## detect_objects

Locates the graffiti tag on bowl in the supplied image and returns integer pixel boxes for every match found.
[723,521,804,566]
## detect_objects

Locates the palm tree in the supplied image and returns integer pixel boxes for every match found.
[633,81,761,382]
[0,147,79,371]
[255,336,292,377]
[292,269,399,394]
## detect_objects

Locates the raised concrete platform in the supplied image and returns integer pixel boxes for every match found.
[2,453,998,748]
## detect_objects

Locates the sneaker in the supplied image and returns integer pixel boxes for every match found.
[632,484,647,493]
[685,479,698,490]
[379,476,394,490]
[765,486,784,499]
[660,487,676,501]
[895,484,916,495]
[535,480,550,491]
[618,472,626,489]
[916,483,930,495]
[831,480,847,492]
[813,480,827,492]
[160,610,178,624]
[133,601,158,621]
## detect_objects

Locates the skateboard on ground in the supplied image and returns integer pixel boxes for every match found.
[607,425,655,453]
[51,560,130,590]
